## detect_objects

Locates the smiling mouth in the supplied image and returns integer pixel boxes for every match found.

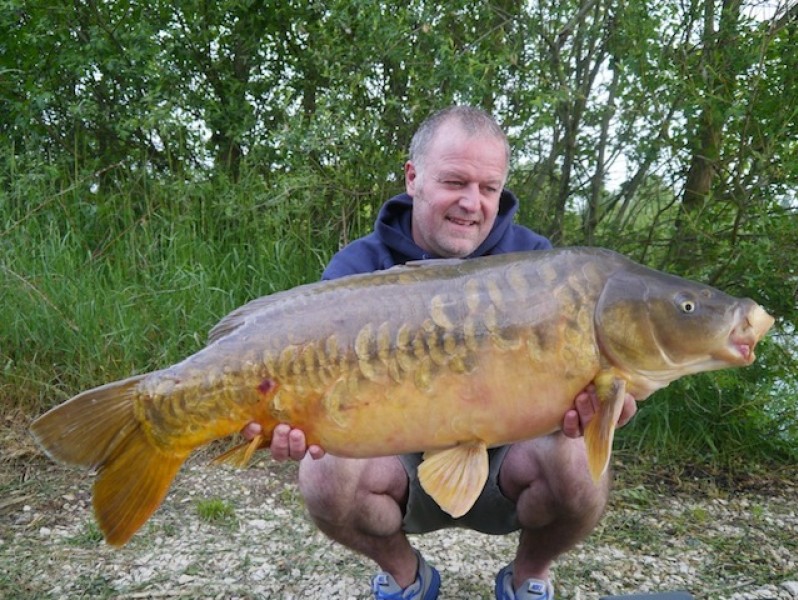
[447,216,478,227]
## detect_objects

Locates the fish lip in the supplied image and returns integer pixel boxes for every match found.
[749,303,776,338]
[717,303,775,365]
[712,333,758,366]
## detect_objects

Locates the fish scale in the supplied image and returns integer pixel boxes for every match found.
[30,247,774,546]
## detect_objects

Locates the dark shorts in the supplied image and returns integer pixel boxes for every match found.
[399,446,521,535]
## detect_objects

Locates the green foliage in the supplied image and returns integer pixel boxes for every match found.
[67,520,104,547]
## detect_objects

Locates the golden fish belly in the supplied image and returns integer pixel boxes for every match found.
[270,326,600,457]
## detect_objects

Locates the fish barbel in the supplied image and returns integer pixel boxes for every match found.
[30,248,774,546]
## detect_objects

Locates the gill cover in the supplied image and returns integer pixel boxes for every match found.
[594,264,736,374]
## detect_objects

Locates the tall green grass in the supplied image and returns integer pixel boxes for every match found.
[1,166,339,412]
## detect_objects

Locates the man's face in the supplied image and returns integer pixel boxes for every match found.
[406,122,507,258]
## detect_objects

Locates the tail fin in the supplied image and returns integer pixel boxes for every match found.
[93,427,185,546]
[30,376,188,546]
[583,373,627,483]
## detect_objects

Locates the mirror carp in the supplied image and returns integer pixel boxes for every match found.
[30,247,775,546]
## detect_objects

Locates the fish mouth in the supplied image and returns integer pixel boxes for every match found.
[719,303,775,365]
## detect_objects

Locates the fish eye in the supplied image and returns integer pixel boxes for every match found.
[676,294,697,313]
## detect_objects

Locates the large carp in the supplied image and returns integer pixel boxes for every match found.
[31,248,774,546]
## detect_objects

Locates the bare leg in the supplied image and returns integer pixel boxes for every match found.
[498,433,610,587]
[298,454,420,588]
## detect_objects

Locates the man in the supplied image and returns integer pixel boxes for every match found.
[245,106,635,599]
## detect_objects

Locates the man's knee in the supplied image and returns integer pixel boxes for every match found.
[542,437,610,519]
[297,454,408,528]
[297,455,354,525]
[503,435,610,525]
[557,465,610,519]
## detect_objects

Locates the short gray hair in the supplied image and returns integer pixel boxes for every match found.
[408,106,511,176]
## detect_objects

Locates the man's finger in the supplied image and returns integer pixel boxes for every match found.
[617,394,637,428]
[561,409,582,438]
[242,422,263,440]
[288,428,307,460]
[574,390,596,424]
[270,424,292,461]
[307,444,326,460]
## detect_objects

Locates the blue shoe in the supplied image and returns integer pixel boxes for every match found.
[371,551,441,600]
[495,562,554,600]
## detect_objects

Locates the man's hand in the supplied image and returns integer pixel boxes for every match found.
[241,422,326,462]
[561,385,636,439]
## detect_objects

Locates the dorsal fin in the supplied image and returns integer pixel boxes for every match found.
[207,283,319,344]
[207,293,287,344]
[207,258,466,344]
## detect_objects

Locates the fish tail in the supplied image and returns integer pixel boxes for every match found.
[30,375,145,467]
[30,375,188,546]
[93,426,186,546]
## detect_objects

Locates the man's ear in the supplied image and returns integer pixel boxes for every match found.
[405,161,417,196]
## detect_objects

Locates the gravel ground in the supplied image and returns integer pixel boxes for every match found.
[1,428,796,600]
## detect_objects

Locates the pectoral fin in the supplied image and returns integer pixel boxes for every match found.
[584,372,627,483]
[417,442,489,518]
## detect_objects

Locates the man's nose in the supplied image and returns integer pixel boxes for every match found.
[458,183,481,211]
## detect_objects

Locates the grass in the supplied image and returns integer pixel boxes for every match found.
[66,520,104,546]
[613,364,798,473]
[196,497,237,528]
[1,166,340,414]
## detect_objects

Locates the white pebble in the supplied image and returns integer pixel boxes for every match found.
[782,581,798,596]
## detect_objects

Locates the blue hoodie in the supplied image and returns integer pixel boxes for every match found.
[322,191,551,280]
